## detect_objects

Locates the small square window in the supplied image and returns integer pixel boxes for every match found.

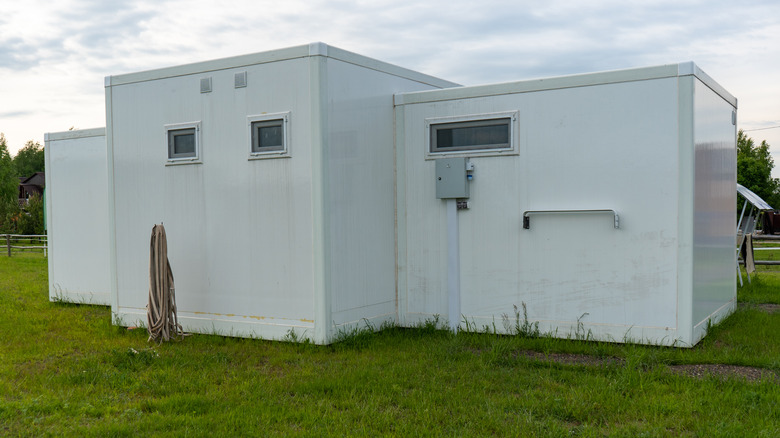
[252,120,284,152]
[247,112,290,159]
[170,129,196,157]
[165,122,201,163]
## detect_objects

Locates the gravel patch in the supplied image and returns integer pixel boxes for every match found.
[739,302,780,313]
[514,350,777,383]
[516,350,622,367]
[667,364,778,383]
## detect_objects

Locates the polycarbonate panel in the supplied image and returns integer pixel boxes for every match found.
[691,79,737,326]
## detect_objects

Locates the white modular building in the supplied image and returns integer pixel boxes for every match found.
[104,43,457,344]
[394,62,737,346]
[46,42,737,347]
[44,128,111,305]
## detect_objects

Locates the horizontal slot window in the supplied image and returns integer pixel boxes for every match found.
[430,118,511,153]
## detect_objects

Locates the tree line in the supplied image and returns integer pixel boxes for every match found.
[0,133,45,234]
[737,130,779,209]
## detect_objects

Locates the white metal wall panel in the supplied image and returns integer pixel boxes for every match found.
[109,58,317,334]
[107,44,458,342]
[399,77,684,343]
[45,129,111,305]
[324,58,443,329]
[102,45,735,346]
[690,78,737,337]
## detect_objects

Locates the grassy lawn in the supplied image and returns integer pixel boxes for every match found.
[1,253,779,437]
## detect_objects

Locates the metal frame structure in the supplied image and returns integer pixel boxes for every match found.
[736,183,773,285]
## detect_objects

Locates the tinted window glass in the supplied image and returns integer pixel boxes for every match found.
[431,118,511,153]
[437,124,508,149]
[173,132,195,155]
[252,120,284,153]
[168,127,197,159]
[258,125,282,148]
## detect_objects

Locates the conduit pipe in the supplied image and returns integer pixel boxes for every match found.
[447,199,460,333]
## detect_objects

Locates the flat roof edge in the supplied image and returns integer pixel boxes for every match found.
[106,42,458,89]
[683,62,737,108]
[394,62,736,106]
[45,127,106,142]
[106,45,310,86]
[324,45,459,89]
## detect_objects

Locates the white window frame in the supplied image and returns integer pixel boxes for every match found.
[247,111,291,160]
[425,110,519,160]
[165,121,202,165]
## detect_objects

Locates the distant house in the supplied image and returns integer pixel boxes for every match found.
[18,172,45,206]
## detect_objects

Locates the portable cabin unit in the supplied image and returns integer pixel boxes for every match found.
[44,128,111,305]
[105,43,458,344]
[394,62,737,347]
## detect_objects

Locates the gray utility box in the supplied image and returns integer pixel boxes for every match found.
[436,157,469,199]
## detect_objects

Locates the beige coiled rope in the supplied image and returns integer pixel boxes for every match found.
[147,224,183,342]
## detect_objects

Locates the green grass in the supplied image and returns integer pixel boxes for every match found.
[1,256,779,437]
[738,273,780,304]
[741,242,780,304]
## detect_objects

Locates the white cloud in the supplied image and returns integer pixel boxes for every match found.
[1,0,779,174]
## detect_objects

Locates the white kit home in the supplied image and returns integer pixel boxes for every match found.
[103,43,456,343]
[45,43,737,346]
[44,128,111,305]
[395,63,737,346]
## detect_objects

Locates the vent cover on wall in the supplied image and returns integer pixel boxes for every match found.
[234,71,247,88]
[200,77,212,93]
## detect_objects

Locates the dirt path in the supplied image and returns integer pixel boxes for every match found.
[514,350,778,383]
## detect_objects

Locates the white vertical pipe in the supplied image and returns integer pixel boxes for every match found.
[447,199,460,332]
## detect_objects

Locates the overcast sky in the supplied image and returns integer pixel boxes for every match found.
[1,0,779,171]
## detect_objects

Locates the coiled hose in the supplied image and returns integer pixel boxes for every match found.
[147,224,183,342]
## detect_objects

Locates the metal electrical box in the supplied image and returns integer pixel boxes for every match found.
[436,157,469,199]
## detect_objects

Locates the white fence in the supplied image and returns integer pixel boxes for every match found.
[2,234,48,257]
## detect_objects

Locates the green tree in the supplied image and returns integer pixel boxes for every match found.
[737,130,779,208]
[13,140,45,179]
[0,134,17,201]
[17,193,45,235]
[0,133,21,233]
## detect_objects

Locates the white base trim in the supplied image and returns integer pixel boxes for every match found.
[404,312,692,347]
[50,290,111,306]
[113,307,317,343]
[332,312,396,337]
[691,299,737,346]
